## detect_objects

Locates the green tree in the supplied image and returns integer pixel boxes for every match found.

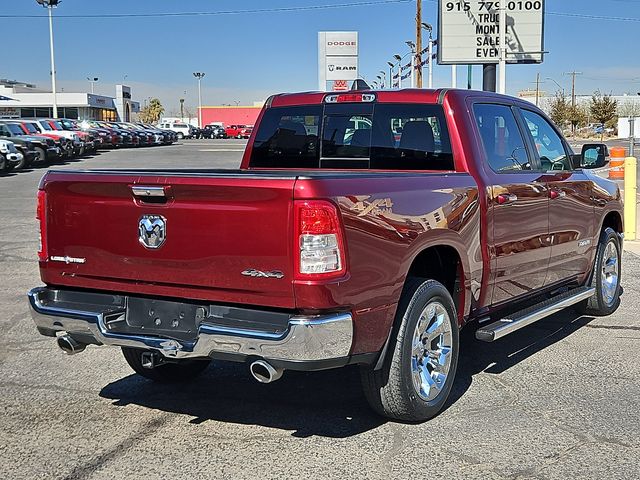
[590,91,617,139]
[566,103,586,134]
[548,92,568,129]
[139,98,164,124]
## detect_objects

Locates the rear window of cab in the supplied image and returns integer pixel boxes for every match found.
[249,103,453,170]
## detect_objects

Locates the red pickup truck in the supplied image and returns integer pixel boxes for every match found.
[28,89,623,421]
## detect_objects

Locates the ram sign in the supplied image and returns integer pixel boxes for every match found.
[438,0,545,64]
[318,31,359,90]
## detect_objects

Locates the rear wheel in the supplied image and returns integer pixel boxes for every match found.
[576,227,621,316]
[121,347,211,383]
[361,279,459,421]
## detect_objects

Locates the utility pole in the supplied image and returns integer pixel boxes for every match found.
[564,70,583,108]
[535,72,540,106]
[415,0,423,88]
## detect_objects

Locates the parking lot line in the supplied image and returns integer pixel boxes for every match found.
[198,149,246,152]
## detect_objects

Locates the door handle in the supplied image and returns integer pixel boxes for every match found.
[549,189,566,199]
[497,193,518,205]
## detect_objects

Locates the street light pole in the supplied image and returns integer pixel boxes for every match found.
[546,77,565,97]
[193,72,205,127]
[406,41,416,88]
[393,54,402,88]
[37,0,60,117]
[87,77,98,94]
[498,2,506,94]
[421,23,434,88]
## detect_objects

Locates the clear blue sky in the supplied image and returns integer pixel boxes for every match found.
[2,0,640,115]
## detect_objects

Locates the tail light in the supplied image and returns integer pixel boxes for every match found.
[36,189,47,262]
[294,200,347,280]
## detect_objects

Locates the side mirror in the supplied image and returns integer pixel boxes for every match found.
[579,143,608,169]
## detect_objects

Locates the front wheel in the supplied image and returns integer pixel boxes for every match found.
[121,347,211,383]
[576,227,622,316]
[32,146,46,166]
[361,279,459,422]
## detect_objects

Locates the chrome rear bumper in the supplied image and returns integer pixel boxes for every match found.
[28,287,353,365]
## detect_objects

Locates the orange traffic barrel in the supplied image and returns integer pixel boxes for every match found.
[609,147,626,179]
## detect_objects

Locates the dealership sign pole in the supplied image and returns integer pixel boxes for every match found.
[437,0,545,92]
[318,32,359,91]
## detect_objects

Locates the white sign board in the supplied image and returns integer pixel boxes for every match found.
[438,0,544,64]
[318,31,359,91]
[324,31,358,56]
[326,56,359,81]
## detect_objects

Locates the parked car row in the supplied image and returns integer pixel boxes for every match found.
[0,118,177,175]
[157,120,253,140]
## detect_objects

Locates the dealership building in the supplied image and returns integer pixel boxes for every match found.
[0,79,140,121]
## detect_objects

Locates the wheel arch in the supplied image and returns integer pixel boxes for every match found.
[600,210,623,235]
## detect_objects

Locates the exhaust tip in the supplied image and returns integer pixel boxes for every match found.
[249,360,283,384]
[57,334,86,355]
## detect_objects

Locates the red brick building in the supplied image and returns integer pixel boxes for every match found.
[198,105,262,127]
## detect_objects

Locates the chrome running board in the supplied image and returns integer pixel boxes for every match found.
[475,286,596,342]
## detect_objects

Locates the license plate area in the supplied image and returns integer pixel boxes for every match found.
[123,297,206,342]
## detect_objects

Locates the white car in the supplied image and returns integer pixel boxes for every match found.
[157,122,192,139]
[0,139,24,172]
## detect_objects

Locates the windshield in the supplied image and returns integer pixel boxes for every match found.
[6,124,25,135]
[23,123,39,134]
[39,121,53,131]
[250,103,453,170]
[59,119,78,130]
[50,121,63,130]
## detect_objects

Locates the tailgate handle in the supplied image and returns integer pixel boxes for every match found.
[132,186,167,198]
[131,186,171,204]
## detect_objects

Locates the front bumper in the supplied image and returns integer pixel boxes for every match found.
[6,152,23,165]
[28,287,354,368]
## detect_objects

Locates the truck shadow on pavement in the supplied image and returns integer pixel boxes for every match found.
[447,310,596,408]
[99,310,594,437]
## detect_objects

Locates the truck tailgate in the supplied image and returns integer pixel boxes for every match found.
[41,171,297,309]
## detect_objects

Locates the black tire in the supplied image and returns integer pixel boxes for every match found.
[32,146,46,166]
[575,227,622,316]
[361,278,459,422]
[121,347,211,383]
[0,154,6,174]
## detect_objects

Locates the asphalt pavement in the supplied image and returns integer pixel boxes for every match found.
[1,140,638,480]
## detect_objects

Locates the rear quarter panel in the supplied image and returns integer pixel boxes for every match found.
[294,174,482,354]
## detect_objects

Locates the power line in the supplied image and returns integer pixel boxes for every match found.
[2,2,640,23]
[546,11,640,22]
[0,0,413,18]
